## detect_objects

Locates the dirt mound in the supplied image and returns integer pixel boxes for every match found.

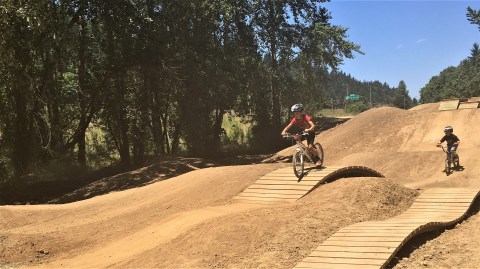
[94,178,417,269]
[274,105,480,183]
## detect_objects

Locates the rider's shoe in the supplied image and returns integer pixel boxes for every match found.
[315,160,322,166]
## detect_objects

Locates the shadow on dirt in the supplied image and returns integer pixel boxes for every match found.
[0,155,271,205]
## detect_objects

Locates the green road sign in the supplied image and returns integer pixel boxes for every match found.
[345,94,360,101]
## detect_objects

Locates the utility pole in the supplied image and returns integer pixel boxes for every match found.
[331,98,334,115]
[342,83,349,96]
[369,86,372,108]
[342,84,349,110]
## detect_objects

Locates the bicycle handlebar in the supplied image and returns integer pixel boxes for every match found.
[437,144,448,153]
[282,132,309,139]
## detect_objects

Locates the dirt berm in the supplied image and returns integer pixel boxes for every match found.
[1,103,480,269]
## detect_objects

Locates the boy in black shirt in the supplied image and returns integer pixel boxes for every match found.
[436,126,460,160]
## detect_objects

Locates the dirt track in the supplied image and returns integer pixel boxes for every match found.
[2,103,480,269]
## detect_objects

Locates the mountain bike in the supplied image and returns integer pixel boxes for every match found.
[282,132,324,179]
[437,144,460,176]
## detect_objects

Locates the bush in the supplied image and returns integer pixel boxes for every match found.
[346,101,369,114]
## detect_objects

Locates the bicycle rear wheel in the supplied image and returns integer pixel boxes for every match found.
[445,159,451,175]
[292,150,304,179]
[314,143,324,166]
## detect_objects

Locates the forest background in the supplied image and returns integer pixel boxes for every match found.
[0,1,479,187]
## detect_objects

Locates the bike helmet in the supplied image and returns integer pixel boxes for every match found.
[291,103,304,112]
[444,126,453,133]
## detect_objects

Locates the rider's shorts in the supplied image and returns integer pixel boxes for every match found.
[447,145,457,153]
[305,132,315,145]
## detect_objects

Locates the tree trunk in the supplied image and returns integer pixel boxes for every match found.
[12,47,31,175]
[151,101,163,155]
[77,5,88,165]
[212,108,224,150]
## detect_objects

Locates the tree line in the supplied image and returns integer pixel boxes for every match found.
[420,7,480,103]
[0,1,437,184]
[1,0,366,181]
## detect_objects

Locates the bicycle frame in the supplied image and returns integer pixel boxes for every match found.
[283,132,324,179]
[438,145,452,160]
[438,145,453,162]
[438,144,458,175]
[284,133,315,162]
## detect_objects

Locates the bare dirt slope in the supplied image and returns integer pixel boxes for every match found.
[2,103,480,269]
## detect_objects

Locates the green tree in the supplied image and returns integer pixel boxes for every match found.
[467,7,480,30]
[251,1,362,149]
[392,80,412,109]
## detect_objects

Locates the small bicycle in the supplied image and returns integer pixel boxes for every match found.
[437,144,460,176]
[283,132,324,179]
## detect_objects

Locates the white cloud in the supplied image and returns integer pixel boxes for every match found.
[416,38,427,44]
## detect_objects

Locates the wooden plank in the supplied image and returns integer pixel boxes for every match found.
[340,226,415,230]
[334,232,409,238]
[233,196,296,202]
[418,195,474,199]
[237,192,303,198]
[259,175,299,179]
[246,184,313,191]
[439,99,460,110]
[408,208,468,212]
[254,180,319,186]
[262,173,331,178]
[259,175,301,179]
[419,191,475,195]
[295,263,380,269]
[294,261,383,269]
[240,189,306,195]
[321,240,400,248]
[415,197,474,200]
[314,246,394,253]
[230,199,286,205]
[410,204,470,208]
[458,101,479,109]
[423,188,475,192]
[358,221,427,224]
[304,250,392,261]
[298,257,385,265]
[414,199,472,203]
[401,210,465,214]
[327,237,404,242]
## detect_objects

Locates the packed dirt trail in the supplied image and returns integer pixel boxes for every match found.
[2,102,480,269]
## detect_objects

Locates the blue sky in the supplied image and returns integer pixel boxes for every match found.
[323,0,480,99]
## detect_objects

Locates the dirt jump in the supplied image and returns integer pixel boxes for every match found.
[2,102,480,269]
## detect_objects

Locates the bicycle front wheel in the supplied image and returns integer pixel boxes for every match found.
[314,143,324,166]
[292,150,304,179]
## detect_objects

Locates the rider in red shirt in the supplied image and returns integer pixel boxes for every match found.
[281,104,321,166]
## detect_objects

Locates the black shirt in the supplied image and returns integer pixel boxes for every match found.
[440,134,460,146]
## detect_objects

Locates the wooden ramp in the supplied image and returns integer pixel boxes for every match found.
[234,166,384,204]
[293,188,480,269]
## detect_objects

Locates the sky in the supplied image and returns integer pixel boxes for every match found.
[323,0,480,99]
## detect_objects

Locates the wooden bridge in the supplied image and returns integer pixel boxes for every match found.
[293,188,480,269]
[234,166,384,204]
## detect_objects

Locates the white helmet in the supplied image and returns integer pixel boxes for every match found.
[291,103,304,112]
[444,126,453,133]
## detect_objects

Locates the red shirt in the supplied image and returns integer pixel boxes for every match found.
[290,114,312,130]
